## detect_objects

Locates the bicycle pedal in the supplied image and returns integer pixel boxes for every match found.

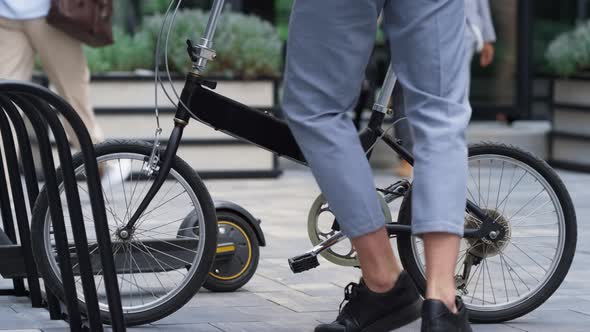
[288,253,320,274]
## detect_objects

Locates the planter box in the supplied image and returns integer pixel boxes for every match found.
[42,72,283,179]
[89,73,277,111]
[549,75,590,172]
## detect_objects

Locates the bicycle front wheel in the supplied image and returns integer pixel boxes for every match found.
[31,140,218,326]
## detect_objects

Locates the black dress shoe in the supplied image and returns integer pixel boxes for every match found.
[315,271,422,332]
[421,296,472,332]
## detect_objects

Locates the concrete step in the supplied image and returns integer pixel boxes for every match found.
[551,133,590,169]
[553,109,590,137]
[549,102,590,171]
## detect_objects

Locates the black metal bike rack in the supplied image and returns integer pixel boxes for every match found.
[0,81,125,331]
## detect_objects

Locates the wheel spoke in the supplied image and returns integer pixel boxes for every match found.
[139,234,199,255]
[506,188,546,223]
[135,228,200,241]
[468,165,484,206]
[495,161,505,210]
[134,241,193,266]
[510,241,556,262]
[511,199,554,227]
[135,189,187,229]
[469,258,485,304]
[500,249,538,285]
[485,256,496,304]
[509,242,548,273]
[499,251,522,297]
[131,242,183,286]
[511,213,556,226]
[134,182,179,228]
[467,187,478,206]
[497,169,528,221]
[129,250,158,302]
[486,159,492,209]
[135,216,189,234]
[498,245,510,302]
[129,242,178,288]
[118,159,132,224]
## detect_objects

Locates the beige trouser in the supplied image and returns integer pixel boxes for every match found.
[0,16,103,148]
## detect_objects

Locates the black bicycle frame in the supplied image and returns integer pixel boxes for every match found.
[125,73,494,239]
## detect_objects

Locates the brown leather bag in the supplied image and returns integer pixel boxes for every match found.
[47,0,114,47]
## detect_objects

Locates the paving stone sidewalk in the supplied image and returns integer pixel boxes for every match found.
[1,168,589,331]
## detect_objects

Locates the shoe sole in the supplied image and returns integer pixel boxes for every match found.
[362,298,423,332]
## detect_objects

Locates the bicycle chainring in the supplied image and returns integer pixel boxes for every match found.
[306,192,393,267]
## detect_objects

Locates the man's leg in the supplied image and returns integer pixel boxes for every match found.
[24,18,104,147]
[283,0,401,292]
[382,0,472,326]
[283,1,423,331]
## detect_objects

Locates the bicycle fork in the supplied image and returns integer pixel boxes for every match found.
[119,76,200,238]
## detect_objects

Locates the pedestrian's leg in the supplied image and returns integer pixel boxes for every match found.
[0,17,35,171]
[383,0,471,318]
[0,18,34,80]
[25,19,103,147]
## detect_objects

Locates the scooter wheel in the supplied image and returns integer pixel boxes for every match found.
[203,212,260,292]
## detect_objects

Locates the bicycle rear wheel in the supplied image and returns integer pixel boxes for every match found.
[396,143,577,323]
[31,140,218,326]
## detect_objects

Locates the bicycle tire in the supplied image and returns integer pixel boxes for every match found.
[31,140,218,326]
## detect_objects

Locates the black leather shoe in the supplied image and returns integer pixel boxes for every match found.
[421,296,472,332]
[315,271,422,332]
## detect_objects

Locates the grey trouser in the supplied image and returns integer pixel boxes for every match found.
[282,0,472,238]
[394,26,477,158]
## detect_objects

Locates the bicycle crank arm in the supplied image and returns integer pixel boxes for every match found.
[288,231,347,274]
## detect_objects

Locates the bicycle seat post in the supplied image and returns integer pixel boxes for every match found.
[372,63,397,115]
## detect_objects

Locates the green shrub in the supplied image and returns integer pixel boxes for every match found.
[141,0,209,16]
[141,0,171,16]
[143,9,282,78]
[84,27,156,73]
[546,20,590,76]
[85,9,282,78]
[534,20,574,73]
